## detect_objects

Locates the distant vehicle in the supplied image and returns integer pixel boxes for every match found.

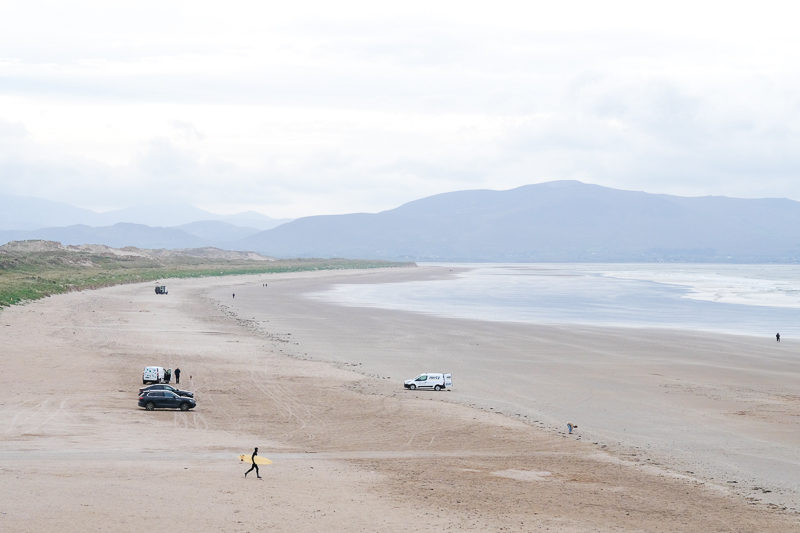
[155,286,168,295]
[404,373,452,391]
[142,366,173,384]
[138,390,196,411]
[138,384,194,398]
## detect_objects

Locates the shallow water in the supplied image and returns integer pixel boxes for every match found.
[310,263,800,337]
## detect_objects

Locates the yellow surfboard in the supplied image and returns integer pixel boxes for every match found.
[239,454,272,465]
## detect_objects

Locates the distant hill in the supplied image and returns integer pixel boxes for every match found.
[96,204,292,230]
[236,181,800,262]
[8,182,800,262]
[218,211,294,231]
[174,220,261,242]
[93,203,225,228]
[0,223,206,249]
[0,194,99,230]
[0,221,267,250]
[0,194,292,231]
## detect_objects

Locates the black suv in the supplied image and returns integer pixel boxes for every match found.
[138,390,196,411]
[138,384,194,398]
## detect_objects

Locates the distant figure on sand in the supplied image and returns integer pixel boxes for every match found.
[567,423,577,434]
[245,447,261,478]
[174,368,181,384]
[776,333,780,342]
[233,293,235,299]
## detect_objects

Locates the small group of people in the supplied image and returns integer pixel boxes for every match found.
[165,368,182,384]
[233,283,269,298]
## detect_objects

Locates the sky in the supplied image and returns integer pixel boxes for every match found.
[1,0,800,218]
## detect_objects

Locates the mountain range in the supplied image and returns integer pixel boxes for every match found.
[4,181,800,262]
[0,194,292,231]
[237,181,800,262]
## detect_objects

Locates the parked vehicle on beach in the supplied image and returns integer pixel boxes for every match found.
[404,373,452,391]
[142,366,172,384]
[138,384,194,398]
[155,286,168,295]
[138,390,196,411]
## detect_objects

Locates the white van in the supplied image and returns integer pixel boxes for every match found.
[142,366,172,385]
[404,373,452,391]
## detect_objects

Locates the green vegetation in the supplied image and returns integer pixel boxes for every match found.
[0,243,414,308]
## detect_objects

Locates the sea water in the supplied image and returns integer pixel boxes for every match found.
[310,263,800,337]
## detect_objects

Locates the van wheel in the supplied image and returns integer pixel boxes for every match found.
[434,385,441,391]
[409,384,416,390]
[179,403,190,411]
[145,402,155,411]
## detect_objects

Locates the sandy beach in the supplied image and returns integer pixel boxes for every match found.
[217,266,800,507]
[1,266,798,532]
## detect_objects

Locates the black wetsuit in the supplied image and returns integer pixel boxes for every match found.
[245,450,259,477]
[174,368,181,384]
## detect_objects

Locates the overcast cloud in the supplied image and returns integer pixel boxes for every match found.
[1,1,800,217]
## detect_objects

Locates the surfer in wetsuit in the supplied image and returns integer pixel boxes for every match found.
[245,447,261,478]
[777,333,781,342]
[174,368,181,384]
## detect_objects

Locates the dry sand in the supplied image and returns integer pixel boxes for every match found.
[0,267,798,532]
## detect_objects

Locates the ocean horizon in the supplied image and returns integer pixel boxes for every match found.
[309,263,800,338]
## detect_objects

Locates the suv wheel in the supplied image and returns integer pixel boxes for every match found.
[179,403,190,411]
[145,402,155,411]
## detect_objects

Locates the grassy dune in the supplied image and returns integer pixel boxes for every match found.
[0,242,413,308]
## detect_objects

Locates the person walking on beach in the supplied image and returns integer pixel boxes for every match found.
[776,333,781,342]
[174,368,181,384]
[245,447,261,478]
[233,293,235,299]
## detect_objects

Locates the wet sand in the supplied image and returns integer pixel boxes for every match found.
[0,267,797,531]
[214,266,800,508]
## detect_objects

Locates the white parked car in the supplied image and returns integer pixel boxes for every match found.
[404,373,452,391]
[142,366,172,385]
